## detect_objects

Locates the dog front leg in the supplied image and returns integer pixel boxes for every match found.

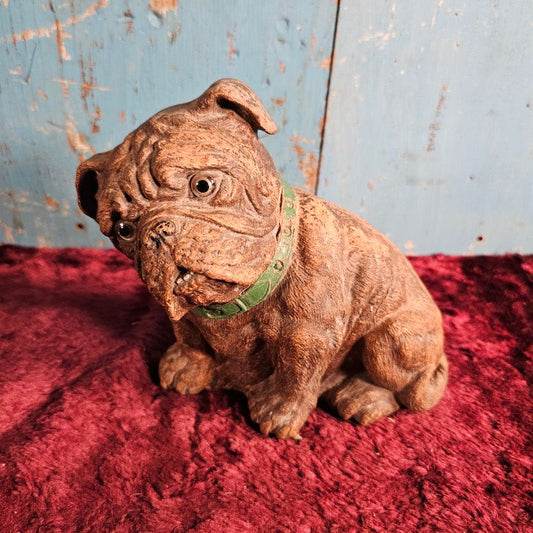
[159,319,216,395]
[247,328,333,439]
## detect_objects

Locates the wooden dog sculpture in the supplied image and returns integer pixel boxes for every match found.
[76,79,448,439]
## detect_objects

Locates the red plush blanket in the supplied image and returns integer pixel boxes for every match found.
[0,246,531,532]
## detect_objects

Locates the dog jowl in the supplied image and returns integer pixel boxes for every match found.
[76,79,448,439]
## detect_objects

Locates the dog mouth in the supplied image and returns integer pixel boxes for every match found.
[173,266,196,292]
[170,263,246,310]
[171,264,221,297]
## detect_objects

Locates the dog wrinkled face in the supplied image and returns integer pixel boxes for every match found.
[76,79,282,322]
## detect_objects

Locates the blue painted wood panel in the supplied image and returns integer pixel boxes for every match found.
[318,0,533,254]
[0,0,336,247]
[2,1,532,254]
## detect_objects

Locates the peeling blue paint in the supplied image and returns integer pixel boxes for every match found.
[1,1,532,254]
[0,0,335,248]
[318,0,533,254]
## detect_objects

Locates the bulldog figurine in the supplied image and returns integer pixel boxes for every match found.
[76,79,448,439]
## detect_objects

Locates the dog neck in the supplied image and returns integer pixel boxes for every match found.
[192,178,297,319]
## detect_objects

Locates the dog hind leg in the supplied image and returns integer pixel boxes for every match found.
[324,310,448,425]
[395,354,449,412]
[323,373,400,425]
[362,311,448,415]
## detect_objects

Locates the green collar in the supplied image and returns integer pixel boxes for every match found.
[192,178,297,319]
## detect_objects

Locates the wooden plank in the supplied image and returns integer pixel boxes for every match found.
[318,0,533,254]
[0,0,336,247]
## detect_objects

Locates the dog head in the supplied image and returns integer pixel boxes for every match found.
[76,79,282,321]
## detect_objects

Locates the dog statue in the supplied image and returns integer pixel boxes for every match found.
[76,79,448,439]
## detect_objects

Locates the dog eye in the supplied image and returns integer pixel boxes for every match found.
[114,220,136,241]
[190,175,215,197]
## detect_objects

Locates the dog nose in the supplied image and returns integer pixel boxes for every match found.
[153,220,176,237]
[143,220,177,249]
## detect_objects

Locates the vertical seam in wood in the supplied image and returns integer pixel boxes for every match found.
[316,0,341,194]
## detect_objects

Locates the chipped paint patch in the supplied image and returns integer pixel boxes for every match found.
[405,178,445,187]
[52,77,76,98]
[0,191,26,237]
[358,30,397,46]
[0,190,26,204]
[91,106,102,133]
[290,134,316,146]
[168,27,180,43]
[0,220,15,243]
[293,144,304,157]
[1,190,62,212]
[149,0,177,15]
[300,152,318,192]
[60,200,70,217]
[272,96,286,106]
[44,195,60,211]
[3,0,108,45]
[426,85,448,152]
[227,30,238,63]
[80,54,99,109]
[121,9,134,33]
[319,57,332,70]
[57,29,72,62]
[292,142,318,192]
[9,65,23,76]
[37,88,48,100]
[52,77,111,99]
[318,115,327,138]
[65,115,94,163]
[431,0,445,28]
[279,61,286,73]
[48,2,72,62]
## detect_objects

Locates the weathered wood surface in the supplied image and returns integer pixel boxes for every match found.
[318,0,533,254]
[0,0,335,247]
[1,0,532,253]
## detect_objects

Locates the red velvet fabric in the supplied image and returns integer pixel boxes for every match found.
[0,245,531,532]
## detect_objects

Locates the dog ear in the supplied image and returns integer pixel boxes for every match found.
[75,152,110,220]
[199,79,277,134]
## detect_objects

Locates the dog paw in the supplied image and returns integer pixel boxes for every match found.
[247,381,315,439]
[159,344,214,395]
[340,396,399,426]
[250,397,311,439]
[325,375,400,425]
